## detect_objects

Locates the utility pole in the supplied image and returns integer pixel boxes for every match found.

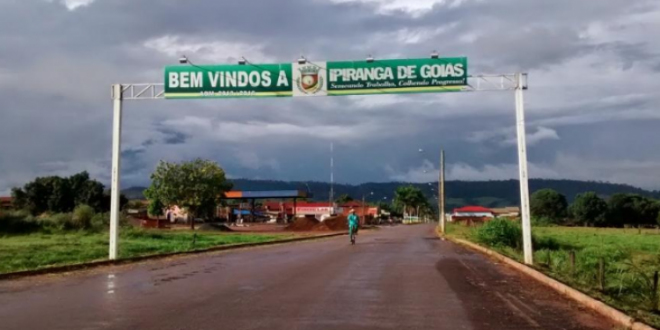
[330,142,334,212]
[515,73,533,265]
[109,84,123,260]
[439,149,446,233]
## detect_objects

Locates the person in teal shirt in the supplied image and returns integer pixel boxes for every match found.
[347,209,359,236]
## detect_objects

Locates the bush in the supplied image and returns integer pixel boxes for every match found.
[0,210,39,233]
[91,212,130,231]
[39,213,72,231]
[72,204,95,229]
[475,218,523,249]
[90,212,109,231]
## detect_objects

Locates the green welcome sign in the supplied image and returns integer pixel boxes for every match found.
[164,57,467,99]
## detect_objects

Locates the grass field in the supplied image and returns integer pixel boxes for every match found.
[0,229,295,274]
[446,223,660,328]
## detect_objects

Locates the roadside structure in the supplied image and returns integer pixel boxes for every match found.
[491,207,520,219]
[450,206,495,225]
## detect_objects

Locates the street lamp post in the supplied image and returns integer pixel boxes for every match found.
[439,149,446,233]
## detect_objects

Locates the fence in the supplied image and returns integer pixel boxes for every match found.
[535,248,659,317]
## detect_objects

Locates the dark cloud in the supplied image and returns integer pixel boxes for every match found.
[157,128,190,145]
[596,42,660,70]
[1,0,660,193]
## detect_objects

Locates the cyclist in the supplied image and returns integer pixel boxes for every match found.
[348,209,359,244]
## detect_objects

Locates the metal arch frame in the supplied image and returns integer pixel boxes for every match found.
[109,72,534,264]
[111,74,528,100]
[112,83,164,100]
[465,73,528,92]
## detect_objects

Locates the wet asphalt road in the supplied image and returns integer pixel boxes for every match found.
[0,225,616,330]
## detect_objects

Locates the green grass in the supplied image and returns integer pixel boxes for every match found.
[445,222,474,240]
[0,229,294,274]
[446,223,660,328]
[532,227,660,253]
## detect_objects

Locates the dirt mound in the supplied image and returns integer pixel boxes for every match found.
[286,217,321,231]
[286,215,352,232]
[313,222,330,231]
[322,215,349,231]
[197,223,234,232]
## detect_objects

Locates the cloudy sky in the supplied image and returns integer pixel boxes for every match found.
[1,0,659,194]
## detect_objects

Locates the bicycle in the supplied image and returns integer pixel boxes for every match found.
[349,224,357,245]
[347,209,359,245]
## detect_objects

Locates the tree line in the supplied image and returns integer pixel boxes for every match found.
[2,159,232,232]
[10,171,128,215]
[334,185,434,218]
[222,178,660,208]
[530,189,660,227]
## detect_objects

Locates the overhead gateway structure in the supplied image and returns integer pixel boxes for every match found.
[164,57,467,98]
[109,56,533,264]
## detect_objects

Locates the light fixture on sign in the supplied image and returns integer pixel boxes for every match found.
[238,57,247,65]
[366,55,375,63]
[298,56,307,65]
[179,55,189,64]
[431,50,439,59]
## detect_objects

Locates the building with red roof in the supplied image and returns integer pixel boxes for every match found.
[0,197,13,209]
[263,201,377,218]
[450,205,495,224]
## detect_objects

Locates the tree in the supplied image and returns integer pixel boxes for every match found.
[145,159,233,229]
[19,176,69,215]
[393,185,427,216]
[607,193,635,227]
[68,172,90,202]
[530,189,568,223]
[335,194,354,204]
[10,187,27,210]
[19,179,47,215]
[569,192,607,227]
[607,193,660,227]
[388,200,403,216]
[101,192,129,213]
[11,172,108,215]
[147,198,164,218]
[632,197,660,227]
[77,180,105,211]
[418,203,435,220]
[376,201,391,213]
[47,176,74,213]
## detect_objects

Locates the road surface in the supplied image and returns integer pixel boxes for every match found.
[0,225,616,330]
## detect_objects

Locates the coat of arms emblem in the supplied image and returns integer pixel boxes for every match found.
[296,65,324,94]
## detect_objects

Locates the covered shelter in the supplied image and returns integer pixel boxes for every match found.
[223,190,312,223]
